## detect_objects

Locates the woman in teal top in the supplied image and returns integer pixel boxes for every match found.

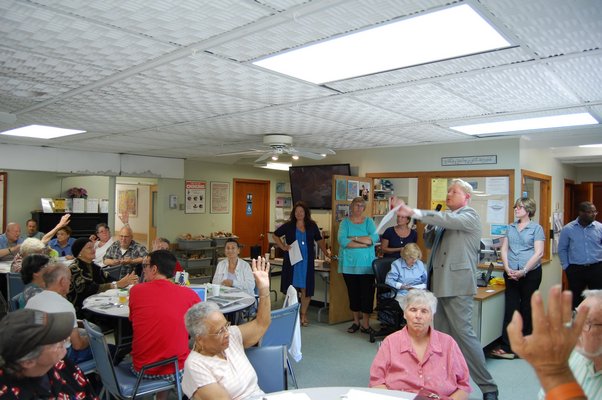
[338,196,379,334]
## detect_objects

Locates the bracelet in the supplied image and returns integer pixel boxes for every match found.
[545,382,585,400]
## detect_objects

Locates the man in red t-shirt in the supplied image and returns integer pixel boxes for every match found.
[129,250,199,399]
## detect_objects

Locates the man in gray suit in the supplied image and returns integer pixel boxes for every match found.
[396,179,498,400]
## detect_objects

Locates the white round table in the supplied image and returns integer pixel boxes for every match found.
[265,386,415,399]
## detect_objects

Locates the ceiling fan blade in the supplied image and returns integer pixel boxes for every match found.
[294,147,336,156]
[296,150,326,160]
[255,153,272,163]
[215,148,262,157]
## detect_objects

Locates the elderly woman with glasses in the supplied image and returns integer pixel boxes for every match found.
[370,289,471,399]
[182,258,271,400]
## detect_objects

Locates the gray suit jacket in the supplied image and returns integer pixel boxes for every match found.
[421,206,481,297]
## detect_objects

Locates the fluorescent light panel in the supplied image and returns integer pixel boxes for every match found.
[579,144,602,148]
[253,4,510,84]
[451,113,598,135]
[0,124,86,139]
[258,162,291,171]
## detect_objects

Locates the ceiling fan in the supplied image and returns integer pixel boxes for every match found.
[218,134,336,163]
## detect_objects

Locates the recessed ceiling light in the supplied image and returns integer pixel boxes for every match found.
[0,124,86,139]
[253,4,511,84]
[450,113,598,135]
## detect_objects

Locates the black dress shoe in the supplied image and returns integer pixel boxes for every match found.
[483,390,499,400]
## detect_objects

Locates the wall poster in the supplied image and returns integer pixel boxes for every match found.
[185,180,206,214]
[118,189,138,217]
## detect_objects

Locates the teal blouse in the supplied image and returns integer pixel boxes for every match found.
[338,217,379,275]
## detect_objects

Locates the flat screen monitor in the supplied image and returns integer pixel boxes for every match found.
[288,164,351,210]
[191,287,206,302]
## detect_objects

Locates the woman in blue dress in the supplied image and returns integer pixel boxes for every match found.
[273,201,330,326]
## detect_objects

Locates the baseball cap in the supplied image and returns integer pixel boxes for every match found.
[0,309,74,366]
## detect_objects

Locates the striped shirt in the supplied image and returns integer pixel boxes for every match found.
[538,351,602,399]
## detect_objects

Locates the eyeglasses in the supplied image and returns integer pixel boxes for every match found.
[50,338,71,350]
[207,322,231,337]
[142,262,151,269]
[584,321,602,332]
[581,209,598,215]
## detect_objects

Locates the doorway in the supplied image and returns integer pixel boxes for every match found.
[232,179,270,257]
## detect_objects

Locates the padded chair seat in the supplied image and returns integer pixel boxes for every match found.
[77,358,96,374]
[114,363,175,397]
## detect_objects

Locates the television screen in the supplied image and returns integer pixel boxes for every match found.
[288,164,351,210]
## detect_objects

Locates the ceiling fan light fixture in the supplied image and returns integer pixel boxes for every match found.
[292,154,300,160]
[271,154,279,161]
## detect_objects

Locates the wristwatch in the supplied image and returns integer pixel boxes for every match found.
[111,281,118,289]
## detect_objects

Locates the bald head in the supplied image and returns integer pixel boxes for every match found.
[5,223,21,242]
[119,226,133,249]
[576,290,602,359]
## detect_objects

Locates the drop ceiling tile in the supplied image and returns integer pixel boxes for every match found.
[34,0,272,46]
[0,46,114,91]
[354,84,489,121]
[0,1,176,70]
[480,0,602,57]
[102,74,266,116]
[439,64,582,112]
[294,97,416,127]
[547,53,602,102]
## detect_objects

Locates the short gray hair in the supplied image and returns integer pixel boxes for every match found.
[400,289,438,314]
[449,179,473,197]
[185,301,221,337]
[19,238,46,256]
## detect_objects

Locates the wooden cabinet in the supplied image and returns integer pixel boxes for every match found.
[31,212,108,238]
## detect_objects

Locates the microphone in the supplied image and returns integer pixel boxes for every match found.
[426,204,443,230]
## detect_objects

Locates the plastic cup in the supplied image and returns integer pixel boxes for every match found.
[118,290,128,304]
[211,284,221,296]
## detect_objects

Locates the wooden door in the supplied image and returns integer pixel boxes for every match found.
[329,174,373,324]
[233,179,270,257]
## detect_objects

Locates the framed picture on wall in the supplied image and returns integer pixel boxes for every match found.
[118,189,138,217]
[210,181,230,214]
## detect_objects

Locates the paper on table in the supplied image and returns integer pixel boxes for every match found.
[288,240,303,266]
[345,388,415,400]
[375,203,402,233]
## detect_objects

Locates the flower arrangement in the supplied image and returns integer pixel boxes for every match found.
[66,187,88,198]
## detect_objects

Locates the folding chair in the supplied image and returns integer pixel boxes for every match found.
[83,320,182,400]
[6,272,24,300]
[245,345,287,393]
[260,302,301,388]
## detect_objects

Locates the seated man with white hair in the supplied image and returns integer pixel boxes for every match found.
[0,222,23,262]
[104,226,148,279]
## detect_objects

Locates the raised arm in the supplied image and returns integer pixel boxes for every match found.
[41,214,71,244]
[239,257,271,347]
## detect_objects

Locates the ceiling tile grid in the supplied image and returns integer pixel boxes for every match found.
[1,1,177,70]
[438,63,583,113]
[480,0,602,57]
[13,111,140,133]
[354,84,489,121]
[0,76,64,101]
[33,0,274,46]
[0,94,37,113]
[546,53,602,103]
[209,0,450,61]
[326,47,535,93]
[293,97,417,128]
[143,54,334,105]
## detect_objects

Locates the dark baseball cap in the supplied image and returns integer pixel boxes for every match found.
[0,309,74,366]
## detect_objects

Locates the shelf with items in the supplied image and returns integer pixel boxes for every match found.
[176,238,215,281]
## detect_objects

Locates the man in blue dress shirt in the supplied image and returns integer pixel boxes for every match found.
[558,201,602,308]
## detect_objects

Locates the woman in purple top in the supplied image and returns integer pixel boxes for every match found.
[491,197,544,359]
